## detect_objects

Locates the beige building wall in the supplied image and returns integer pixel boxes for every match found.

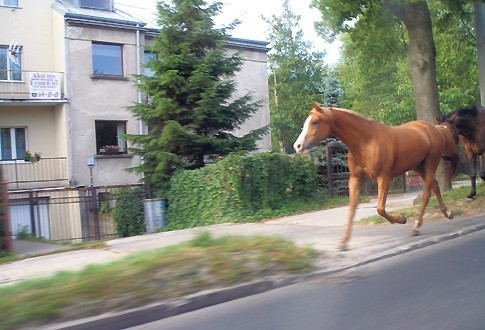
[227,47,271,152]
[65,22,142,186]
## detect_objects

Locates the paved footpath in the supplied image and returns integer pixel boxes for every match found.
[1,191,484,329]
[2,191,483,286]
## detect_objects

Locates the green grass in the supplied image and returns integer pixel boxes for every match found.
[0,233,318,329]
[356,182,485,225]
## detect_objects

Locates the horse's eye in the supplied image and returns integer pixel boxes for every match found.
[311,120,318,125]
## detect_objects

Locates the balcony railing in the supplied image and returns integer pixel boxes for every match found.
[1,157,68,190]
[0,70,64,100]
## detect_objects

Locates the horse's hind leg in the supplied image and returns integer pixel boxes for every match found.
[467,154,477,199]
[414,165,453,236]
[376,176,407,225]
[479,155,485,181]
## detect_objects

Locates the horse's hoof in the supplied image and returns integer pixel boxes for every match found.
[466,196,476,201]
[401,217,407,225]
[338,243,348,251]
[412,229,420,236]
[446,210,454,220]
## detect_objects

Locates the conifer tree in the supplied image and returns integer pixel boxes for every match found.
[128,0,267,193]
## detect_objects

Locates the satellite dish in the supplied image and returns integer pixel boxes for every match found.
[8,40,20,66]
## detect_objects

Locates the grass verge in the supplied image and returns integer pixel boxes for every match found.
[0,232,318,329]
[356,182,485,226]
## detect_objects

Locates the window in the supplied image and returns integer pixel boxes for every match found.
[0,0,19,7]
[80,0,112,11]
[0,128,26,160]
[95,121,127,155]
[92,43,123,76]
[143,52,157,77]
[0,45,22,81]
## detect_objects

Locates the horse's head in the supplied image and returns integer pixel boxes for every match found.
[293,102,334,153]
[438,106,479,141]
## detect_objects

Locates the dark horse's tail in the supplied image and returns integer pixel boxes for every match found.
[436,125,460,186]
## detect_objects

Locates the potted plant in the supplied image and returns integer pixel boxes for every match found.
[101,145,120,155]
[23,151,41,162]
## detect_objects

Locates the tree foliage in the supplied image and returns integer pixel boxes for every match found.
[265,0,338,152]
[318,0,480,124]
[127,0,268,193]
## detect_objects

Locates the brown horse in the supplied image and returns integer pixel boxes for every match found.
[440,106,485,199]
[294,102,459,250]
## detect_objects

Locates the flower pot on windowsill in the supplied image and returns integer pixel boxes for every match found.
[23,151,41,162]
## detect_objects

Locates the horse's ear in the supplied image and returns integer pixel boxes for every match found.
[311,101,333,121]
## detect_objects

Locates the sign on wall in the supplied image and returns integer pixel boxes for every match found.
[29,72,62,99]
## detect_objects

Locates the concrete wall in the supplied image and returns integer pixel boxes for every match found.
[65,22,142,186]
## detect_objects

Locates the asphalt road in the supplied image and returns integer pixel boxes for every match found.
[129,230,485,330]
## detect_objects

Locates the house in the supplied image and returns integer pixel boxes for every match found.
[0,0,270,241]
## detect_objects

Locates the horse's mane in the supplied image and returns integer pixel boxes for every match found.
[442,105,481,140]
[446,105,479,121]
[330,107,368,119]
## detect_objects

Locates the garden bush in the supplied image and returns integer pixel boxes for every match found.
[111,188,145,237]
[165,152,323,229]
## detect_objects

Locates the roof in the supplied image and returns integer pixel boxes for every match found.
[53,0,269,52]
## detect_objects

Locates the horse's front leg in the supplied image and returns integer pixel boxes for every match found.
[376,176,407,225]
[339,175,363,251]
[467,154,477,199]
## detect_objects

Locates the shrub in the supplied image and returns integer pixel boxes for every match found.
[165,152,322,229]
[111,188,145,237]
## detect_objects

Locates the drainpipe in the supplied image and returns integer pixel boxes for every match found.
[135,25,145,175]
[64,20,74,186]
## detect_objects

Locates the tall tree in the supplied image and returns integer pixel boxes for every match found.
[336,1,479,122]
[127,0,267,193]
[312,0,442,122]
[265,0,335,152]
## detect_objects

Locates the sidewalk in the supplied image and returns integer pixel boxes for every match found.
[2,189,484,329]
[2,190,483,287]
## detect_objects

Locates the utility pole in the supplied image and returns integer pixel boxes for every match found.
[474,1,485,105]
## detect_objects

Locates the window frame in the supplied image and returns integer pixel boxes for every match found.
[91,42,124,78]
[80,0,113,11]
[143,51,157,77]
[0,127,27,161]
[0,0,19,8]
[95,120,127,156]
[0,44,22,81]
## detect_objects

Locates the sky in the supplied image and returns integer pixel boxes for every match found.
[119,0,341,64]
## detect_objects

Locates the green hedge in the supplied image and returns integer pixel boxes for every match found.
[111,188,146,237]
[165,152,322,229]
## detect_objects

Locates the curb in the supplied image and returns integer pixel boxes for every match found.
[43,222,485,330]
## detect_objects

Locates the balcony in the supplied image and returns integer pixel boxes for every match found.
[2,157,68,190]
[0,70,65,104]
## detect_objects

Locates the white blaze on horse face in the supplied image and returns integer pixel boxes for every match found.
[294,116,312,153]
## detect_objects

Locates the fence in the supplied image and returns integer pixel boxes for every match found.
[2,157,68,190]
[7,185,144,243]
[320,142,421,197]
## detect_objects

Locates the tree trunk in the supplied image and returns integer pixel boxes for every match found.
[474,0,485,105]
[393,0,447,190]
[399,0,441,122]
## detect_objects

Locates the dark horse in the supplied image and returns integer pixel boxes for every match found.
[294,102,459,250]
[440,106,485,199]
